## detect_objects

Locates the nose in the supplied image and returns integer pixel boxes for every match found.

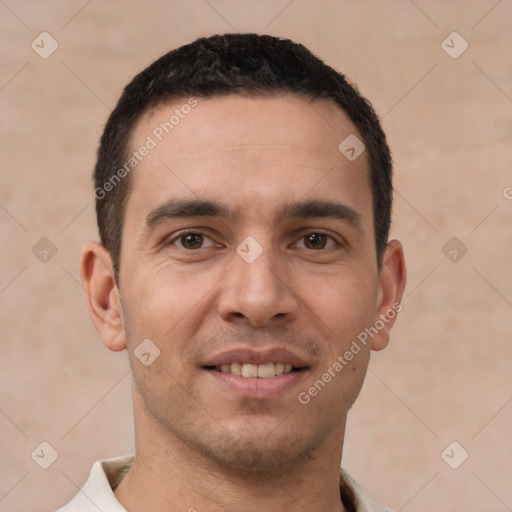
[217,243,299,328]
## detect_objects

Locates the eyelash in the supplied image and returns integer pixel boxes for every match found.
[168,230,341,250]
[170,231,219,250]
[293,231,340,250]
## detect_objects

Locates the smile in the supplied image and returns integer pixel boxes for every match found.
[211,362,299,379]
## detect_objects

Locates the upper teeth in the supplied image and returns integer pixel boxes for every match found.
[217,362,293,379]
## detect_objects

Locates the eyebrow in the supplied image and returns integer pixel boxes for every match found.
[142,197,363,235]
[144,199,232,230]
[277,199,362,228]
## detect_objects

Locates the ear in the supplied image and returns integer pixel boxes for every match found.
[79,241,127,352]
[371,239,407,351]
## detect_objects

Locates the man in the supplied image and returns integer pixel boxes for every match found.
[60,33,406,511]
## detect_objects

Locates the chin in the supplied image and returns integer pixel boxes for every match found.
[183,421,325,476]
[203,438,310,475]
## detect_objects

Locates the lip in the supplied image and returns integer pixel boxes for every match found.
[202,347,309,368]
[205,367,309,399]
[201,347,310,399]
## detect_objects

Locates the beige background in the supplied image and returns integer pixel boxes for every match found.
[1,1,511,511]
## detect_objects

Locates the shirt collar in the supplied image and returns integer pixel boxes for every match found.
[58,454,391,512]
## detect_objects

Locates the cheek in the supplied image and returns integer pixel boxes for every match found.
[121,271,199,409]
[311,272,377,404]
[120,263,225,373]
[300,267,378,349]
[123,265,199,337]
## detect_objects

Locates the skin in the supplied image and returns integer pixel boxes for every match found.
[80,93,406,512]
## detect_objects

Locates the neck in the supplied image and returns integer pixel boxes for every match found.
[115,409,349,512]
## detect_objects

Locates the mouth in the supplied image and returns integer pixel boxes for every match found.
[204,362,305,379]
[201,348,310,399]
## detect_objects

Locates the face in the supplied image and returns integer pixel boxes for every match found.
[114,94,391,473]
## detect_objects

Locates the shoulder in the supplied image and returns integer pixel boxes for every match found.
[55,455,134,512]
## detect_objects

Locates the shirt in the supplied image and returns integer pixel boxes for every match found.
[56,455,392,512]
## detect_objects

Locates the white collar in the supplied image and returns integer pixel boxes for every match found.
[57,454,392,512]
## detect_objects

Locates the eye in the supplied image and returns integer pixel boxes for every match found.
[295,232,338,250]
[170,232,217,250]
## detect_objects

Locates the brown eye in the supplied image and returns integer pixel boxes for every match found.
[304,233,327,249]
[181,233,203,249]
[168,230,221,254]
[294,232,338,250]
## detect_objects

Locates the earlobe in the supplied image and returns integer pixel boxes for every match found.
[79,241,127,352]
[371,240,407,351]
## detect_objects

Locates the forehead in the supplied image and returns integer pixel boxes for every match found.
[136,94,360,165]
[124,93,372,227]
